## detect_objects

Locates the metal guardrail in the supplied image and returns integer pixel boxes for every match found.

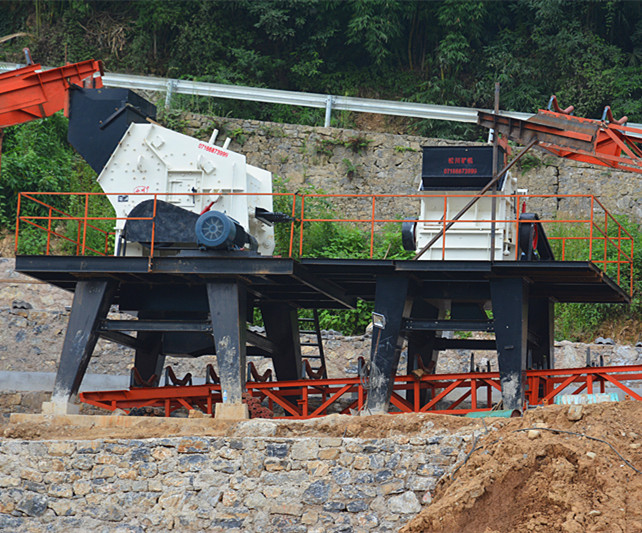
[1,61,534,127]
[4,61,640,131]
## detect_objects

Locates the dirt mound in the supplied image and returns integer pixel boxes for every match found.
[401,401,642,533]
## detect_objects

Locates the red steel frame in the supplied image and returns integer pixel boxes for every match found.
[14,190,634,296]
[0,59,103,128]
[79,364,642,418]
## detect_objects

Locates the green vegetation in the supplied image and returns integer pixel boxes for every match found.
[0,113,115,255]
[269,177,413,334]
[547,216,642,342]
[342,158,357,178]
[394,145,418,153]
[3,1,642,135]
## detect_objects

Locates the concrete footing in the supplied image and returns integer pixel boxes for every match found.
[41,400,80,415]
[215,403,249,420]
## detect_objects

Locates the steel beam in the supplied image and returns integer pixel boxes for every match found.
[134,327,164,387]
[100,319,212,332]
[403,319,494,332]
[527,298,554,369]
[207,281,247,405]
[260,302,302,381]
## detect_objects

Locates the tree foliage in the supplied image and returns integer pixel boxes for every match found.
[2,0,642,131]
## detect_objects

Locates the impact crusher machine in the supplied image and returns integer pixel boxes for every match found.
[67,87,278,258]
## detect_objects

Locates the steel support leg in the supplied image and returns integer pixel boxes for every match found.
[527,298,554,370]
[490,278,529,411]
[365,276,411,414]
[134,328,165,387]
[207,281,248,418]
[406,299,440,404]
[260,303,302,381]
[47,280,116,414]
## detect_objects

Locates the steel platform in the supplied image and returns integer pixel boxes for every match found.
[15,255,628,304]
[14,255,629,415]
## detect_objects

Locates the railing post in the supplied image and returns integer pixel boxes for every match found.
[514,195,521,260]
[324,95,333,127]
[14,193,21,255]
[617,226,622,285]
[370,196,376,258]
[165,79,176,110]
[288,193,296,258]
[602,209,609,274]
[442,196,447,260]
[46,207,52,255]
[631,238,635,297]
[81,193,89,255]
[299,195,306,256]
[589,196,594,262]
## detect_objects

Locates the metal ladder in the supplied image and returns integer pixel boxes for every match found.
[299,309,327,379]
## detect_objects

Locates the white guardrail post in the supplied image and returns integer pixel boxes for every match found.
[3,61,640,131]
[165,79,176,110]
[324,95,333,127]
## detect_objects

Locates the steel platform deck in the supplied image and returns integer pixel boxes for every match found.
[14,256,629,306]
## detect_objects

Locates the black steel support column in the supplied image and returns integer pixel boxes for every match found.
[527,297,554,370]
[490,277,529,411]
[406,299,440,404]
[51,280,116,409]
[260,303,302,381]
[207,281,247,405]
[365,276,411,414]
[134,328,165,386]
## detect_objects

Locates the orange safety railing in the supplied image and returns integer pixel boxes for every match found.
[296,192,634,295]
[14,191,634,294]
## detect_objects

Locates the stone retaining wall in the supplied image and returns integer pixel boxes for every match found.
[179,113,642,225]
[0,428,472,532]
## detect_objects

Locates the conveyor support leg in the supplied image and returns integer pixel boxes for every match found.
[364,276,411,414]
[207,281,249,419]
[134,328,165,386]
[261,303,302,381]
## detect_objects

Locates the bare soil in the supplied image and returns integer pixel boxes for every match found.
[401,401,642,533]
[1,411,482,441]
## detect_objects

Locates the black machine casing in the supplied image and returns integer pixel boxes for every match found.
[67,87,156,174]
[421,145,506,190]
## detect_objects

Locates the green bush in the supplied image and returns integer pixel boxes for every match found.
[2,113,114,256]
[547,215,642,341]
[269,178,413,335]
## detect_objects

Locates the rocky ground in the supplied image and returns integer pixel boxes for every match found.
[1,257,642,531]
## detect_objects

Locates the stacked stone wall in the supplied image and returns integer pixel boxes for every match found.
[0,428,472,532]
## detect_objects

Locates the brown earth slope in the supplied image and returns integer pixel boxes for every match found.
[401,401,642,533]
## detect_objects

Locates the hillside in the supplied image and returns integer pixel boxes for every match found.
[2,1,642,136]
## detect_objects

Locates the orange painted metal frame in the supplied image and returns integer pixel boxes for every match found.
[14,190,634,295]
[0,59,103,128]
[79,364,642,418]
[535,109,642,174]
